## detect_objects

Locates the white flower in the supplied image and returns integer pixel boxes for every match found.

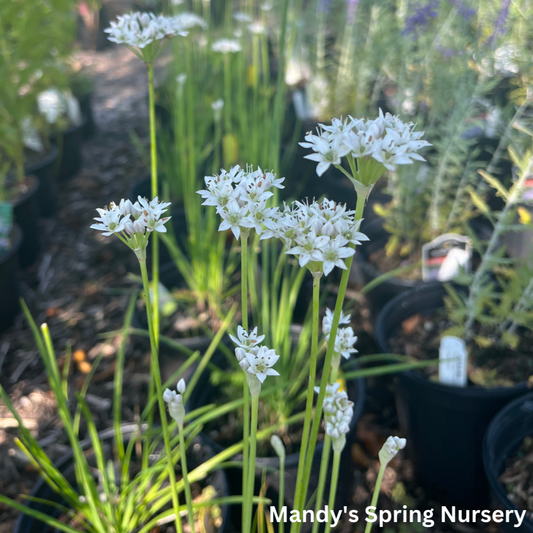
[314,383,354,440]
[172,12,207,30]
[164,379,187,425]
[245,346,280,383]
[211,98,224,121]
[233,11,253,23]
[299,131,350,177]
[287,233,329,268]
[176,73,187,85]
[321,235,356,276]
[212,38,241,54]
[105,12,187,50]
[91,206,129,236]
[333,326,358,360]
[137,196,172,233]
[379,436,406,465]
[230,326,265,349]
[248,21,266,35]
[322,308,351,337]
[270,435,285,459]
[21,117,44,152]
[37,89,82,126]
[218,198,253,240]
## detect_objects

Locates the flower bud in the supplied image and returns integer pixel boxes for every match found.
[177,378,186,394]
[379,436,406,466]
[270,435,286,460]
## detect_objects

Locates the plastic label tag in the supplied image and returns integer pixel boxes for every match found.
[0,202,13,252]
[439,336,468,387]
[422,233,472,282]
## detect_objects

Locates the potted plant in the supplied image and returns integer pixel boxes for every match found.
[375,144,533,508]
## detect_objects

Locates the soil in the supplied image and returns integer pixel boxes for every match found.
[500,436,533,517]
[3,176,37,206]
[368,247,422,281]
[388,310,533,386]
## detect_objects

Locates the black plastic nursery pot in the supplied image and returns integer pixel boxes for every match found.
[13,175,41,268]
[0,224,23,333]
[25,146,59,217]
[13,425,231,533]
[51,118,87,180]
[484,393,533,532]
[77,91,96,138]
[375,282,529,509]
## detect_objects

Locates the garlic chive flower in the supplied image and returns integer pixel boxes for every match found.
[270,435,286,460]
[248,21,266,35]
[322,308,351,337]
[379,436,407,466]
[91,196,171,259]
[105,12,188,62]
[233,12,253,23]
[314,383,354,451]
[172,12,207,30]
[212,38,242,53]
[197,166,284,240]
[262,198,368,276]
[163,379,187,426]
[231,327,280,395]
[322,308,358,362]
[300,110,430,187]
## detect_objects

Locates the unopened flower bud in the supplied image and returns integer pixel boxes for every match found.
[379,436,406,466]
[177,378,186,394]
[270,435,286,460]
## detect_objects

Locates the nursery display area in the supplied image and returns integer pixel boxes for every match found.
[2,0,533,531]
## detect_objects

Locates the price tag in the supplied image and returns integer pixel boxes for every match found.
[0,202,13,252]
[439,336,468,387]
[422,233,472,282]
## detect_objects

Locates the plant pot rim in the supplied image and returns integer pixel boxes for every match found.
[24,145,59,173]
[0,224,23,264]
[375,282,530,396]
[9,175,40,210]
[483,392,533,525]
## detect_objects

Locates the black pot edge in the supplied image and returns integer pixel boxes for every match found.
[9,175,41,210]
[483,393,533,527]
[13,423,231,533]
[24,145,59,174]
[375,282,530,398]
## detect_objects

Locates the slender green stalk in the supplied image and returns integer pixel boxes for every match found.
[147,62,160,346]
[364,463,386,533]
[279,453,285,533]
[291,274,321,517]
[139,258,182,533]
[244,394,260,533]
[292,191,367,533]
[311,435,331,533]
[178,426,195,530]
[324,451,341,533]
[224,55,232,134]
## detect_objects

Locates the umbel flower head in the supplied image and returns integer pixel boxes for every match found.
[197,165,284,240]
[300,110,430,190]
[231,327,280,395]
[163,378,187,426]
[90,196,171,259]
[322,308,357,362]
[212,38,242,53]
[315,382,354,451]
[379,436,407,465]
[262,198,368,276]
[105,12,188,62]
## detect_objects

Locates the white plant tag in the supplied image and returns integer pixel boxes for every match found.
[439,336,468,387]
[422,233,472,282]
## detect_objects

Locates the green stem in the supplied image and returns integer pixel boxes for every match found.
[292,191,367,533]
[292,274,321,517]
[364,463,386,533]
[139,258,182,533]
[244,394,259,533]
[178,425,195,530]
[279,454,285,533]
[324,451,341,533]
[242,234,249,330]
[147,62,160,347]
[224,55,232,134]
[311,435,331,533]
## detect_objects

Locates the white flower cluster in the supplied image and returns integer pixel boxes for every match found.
[262,198,368,276]
[231,326,280,387]
[379,436,407,465]
[323,308,358,361]
[37,88,82,127]
[212,38,242,53]
[173,12,207,30]
[197,166,284,240]
[163,378,186,426]
[300,111,430,177]
[90,197,171,252]
[105,12,187,49]
[315,382,354,440]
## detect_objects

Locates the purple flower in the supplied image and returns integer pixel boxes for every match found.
[402,0,440,37]
[486,0,511,48]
